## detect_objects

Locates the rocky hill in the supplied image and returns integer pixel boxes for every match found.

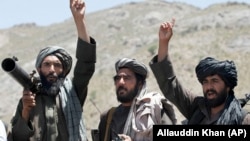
[0,0,250,139]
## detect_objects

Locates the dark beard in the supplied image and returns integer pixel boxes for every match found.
[40,73,64,96]
[116,83,139,103]
[205,87,228,108]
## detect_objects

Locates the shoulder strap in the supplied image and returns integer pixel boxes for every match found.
[104,107,116,141]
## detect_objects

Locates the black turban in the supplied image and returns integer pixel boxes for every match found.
[35,46,72,77]
[115,58,148,80]
[195,57,237,89]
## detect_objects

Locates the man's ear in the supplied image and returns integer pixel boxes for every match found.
[138,81,144,89]
[226,87,230,93]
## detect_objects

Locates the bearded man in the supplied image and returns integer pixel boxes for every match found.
[149,19,250,125]
[97,58,176,141]
[7,0,96,141]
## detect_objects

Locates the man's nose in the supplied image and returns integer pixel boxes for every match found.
[49,65,56,72]
[118,77,126,84]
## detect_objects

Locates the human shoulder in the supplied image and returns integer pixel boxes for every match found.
[143,91,165,100]
[0,120,5,129]
[100,107,117,120]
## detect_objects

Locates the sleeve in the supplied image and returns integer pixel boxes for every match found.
[149,55,197,118]
[161,99,177,125]
[9,100,34,141]
[73,37,96,106]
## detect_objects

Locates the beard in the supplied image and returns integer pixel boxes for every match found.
[40,72,64,96]
[116,83,140,103]
[204,87,228,108]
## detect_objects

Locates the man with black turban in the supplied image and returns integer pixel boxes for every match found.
[149,19,250,125]
[97,58,177,141]
[8,1,96,141]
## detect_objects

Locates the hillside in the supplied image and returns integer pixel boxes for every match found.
[0,0,250,139]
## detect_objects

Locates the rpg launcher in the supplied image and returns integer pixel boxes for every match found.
[1,56,41,93]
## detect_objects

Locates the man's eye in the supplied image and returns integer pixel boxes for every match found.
[43,62,50,66]
[54,63,62,68]
[123,76,130,80]
[114,76,121,81]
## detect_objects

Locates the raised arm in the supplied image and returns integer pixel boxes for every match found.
[70,0,90,43]
[157,19,175,62]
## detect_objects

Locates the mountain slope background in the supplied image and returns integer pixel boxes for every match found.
[0,0,250,139]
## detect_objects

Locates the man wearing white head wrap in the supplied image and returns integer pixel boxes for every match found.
[149,19,250,125]
[8,0,96,141]
[97,58,176,141]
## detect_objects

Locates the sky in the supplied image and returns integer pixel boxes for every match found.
[0,0,249,29]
